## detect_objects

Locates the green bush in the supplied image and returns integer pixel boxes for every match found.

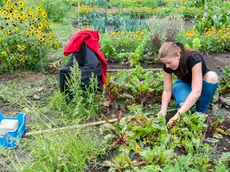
[0,1,61,72]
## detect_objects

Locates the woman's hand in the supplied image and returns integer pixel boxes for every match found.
[167,112,180,127]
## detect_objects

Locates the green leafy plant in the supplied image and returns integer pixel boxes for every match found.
[105,66,163,110]
[218,65,230,94]
[192,37,201,50]
[170,112,208,154]
[66,60,106,122]
[103,148,133,171]
[194,1,230,34]
[128,33,150,66]
[100,109,210,171]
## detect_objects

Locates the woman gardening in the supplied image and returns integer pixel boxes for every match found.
[158,42,218,127]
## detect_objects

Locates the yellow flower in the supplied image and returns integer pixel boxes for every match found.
[7,30,12,35]
[30,25,35,31]
[17,16,21,20]
[19,55,25,62]
[21,45,26,51]
[38,23,43,29]
[5,4,10,10]
[36,7,42,11]
[34,31,39,36]
[49,33,54,38]
[217,40,221,43]
[41,11,47,17]
[18,1,24,6]
[39,37,45,43]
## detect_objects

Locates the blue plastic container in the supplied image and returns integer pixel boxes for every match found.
[0,112,26,149]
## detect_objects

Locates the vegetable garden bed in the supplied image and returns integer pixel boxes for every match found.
[0,0,230,171]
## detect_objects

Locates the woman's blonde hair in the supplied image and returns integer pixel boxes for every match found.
[159,42,191,79]
[158,42,180,59]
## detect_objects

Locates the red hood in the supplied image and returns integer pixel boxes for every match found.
[64,30,108,86]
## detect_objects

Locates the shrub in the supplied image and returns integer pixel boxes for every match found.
[147,15,184,42]
[0,0,61,71]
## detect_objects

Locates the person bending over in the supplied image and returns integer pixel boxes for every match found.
[158,42,218,127]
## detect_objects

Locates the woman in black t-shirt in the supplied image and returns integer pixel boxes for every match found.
[157,42,218,127]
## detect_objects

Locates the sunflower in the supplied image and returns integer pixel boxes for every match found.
[19,55,25,62]
[34,31,39,36]
[5,4,10,10]
[21,45,26,51]
[36,7,42,11]
[2,11,8,15]
[18,1,24,6]
[17,16,21,20]
[41,11,47,17]
[38,23,43,29]
[49,33,54,38]
[7,29,12,35]
[30,25,35,31]
[39,37,45,43]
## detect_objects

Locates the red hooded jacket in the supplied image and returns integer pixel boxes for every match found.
[63,30,108,86]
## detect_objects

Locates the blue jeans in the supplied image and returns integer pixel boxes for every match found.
[172,78,218,113]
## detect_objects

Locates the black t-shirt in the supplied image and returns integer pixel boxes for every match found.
[163,53,209,83]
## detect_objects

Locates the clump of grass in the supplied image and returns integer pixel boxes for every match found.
[10,127,107,171]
